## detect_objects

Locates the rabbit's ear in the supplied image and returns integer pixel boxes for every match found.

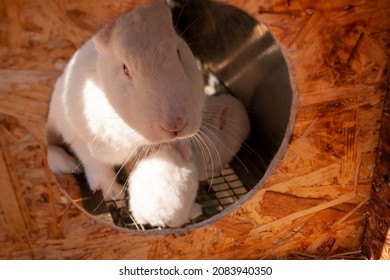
[92,21,115,54]
[216,107,229,131]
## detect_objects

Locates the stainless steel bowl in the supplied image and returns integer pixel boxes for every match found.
[171,0,295,189]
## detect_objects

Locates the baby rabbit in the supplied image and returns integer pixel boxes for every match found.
[46,1,205,200]
[128,144,201,228]
[195,93,251,180]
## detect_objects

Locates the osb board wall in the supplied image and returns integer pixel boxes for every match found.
[363,86,390,259]
[0,0,389,259]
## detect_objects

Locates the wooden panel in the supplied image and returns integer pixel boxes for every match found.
[363,85,390,259]
[0,147,26,233]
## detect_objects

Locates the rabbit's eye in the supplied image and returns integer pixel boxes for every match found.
[177,48,181,61]
[122,64,131,79]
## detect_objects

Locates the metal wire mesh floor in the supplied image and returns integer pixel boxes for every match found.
[78,165,248,230]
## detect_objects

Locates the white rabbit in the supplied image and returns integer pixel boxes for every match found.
[128,144,201,228]
[195,94,251,180]
[46,1,205,200]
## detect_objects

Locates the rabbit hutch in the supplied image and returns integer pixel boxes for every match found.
[0,0,389,259]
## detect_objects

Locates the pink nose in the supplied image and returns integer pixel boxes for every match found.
[160,118,186,134]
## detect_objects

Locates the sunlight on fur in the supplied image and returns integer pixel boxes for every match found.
[46,0,294,232]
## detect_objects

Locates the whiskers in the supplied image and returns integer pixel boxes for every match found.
[191,130,220,186]
[70,104,264,219]
[189,110,254,189]
[89,141,176,212]
[171,0,209,47]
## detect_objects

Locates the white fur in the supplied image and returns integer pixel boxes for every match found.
[47,146,82,174]
[46,1,204,200]
[196,94,251,180]
[129,145,201,228]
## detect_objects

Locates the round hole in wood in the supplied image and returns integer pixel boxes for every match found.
[52,0,297,235]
